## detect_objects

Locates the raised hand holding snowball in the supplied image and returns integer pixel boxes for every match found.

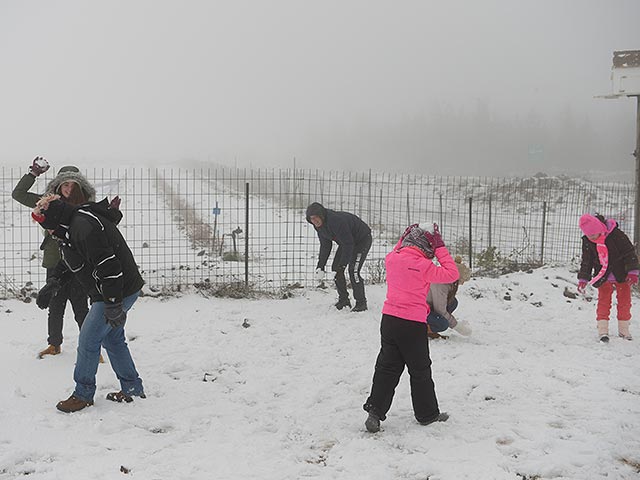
[29,156,50,176]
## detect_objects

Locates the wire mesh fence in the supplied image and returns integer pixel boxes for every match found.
[1,166,635,299]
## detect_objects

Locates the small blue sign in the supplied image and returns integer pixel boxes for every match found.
[212,207,221,215]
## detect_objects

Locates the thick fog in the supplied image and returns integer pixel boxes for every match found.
[1,0,638,177]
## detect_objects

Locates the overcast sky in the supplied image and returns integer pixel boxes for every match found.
[1,0,639,176]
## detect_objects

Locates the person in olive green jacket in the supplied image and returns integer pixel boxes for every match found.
[12,157,96,358]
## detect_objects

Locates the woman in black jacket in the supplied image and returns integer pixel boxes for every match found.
[12,159,96,358]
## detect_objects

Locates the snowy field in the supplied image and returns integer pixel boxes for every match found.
[1,266,640,480]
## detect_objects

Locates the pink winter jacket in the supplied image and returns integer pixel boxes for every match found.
[382,241,460,323]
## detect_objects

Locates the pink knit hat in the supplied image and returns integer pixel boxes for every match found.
[579,214,607,236]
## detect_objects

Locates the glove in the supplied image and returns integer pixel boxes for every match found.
[29,156,50,176]
[36,278,61,309]
[453,320,472,336]
[314,268,325,282]
[577,279,588,293]
[424,223,445,250]
[104,301,127,328]
[109,196,121,210]
[626,273,638,285]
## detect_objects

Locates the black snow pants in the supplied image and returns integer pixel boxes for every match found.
[46,268,89,347]
[331,233,372,306]
[364,314,440,423]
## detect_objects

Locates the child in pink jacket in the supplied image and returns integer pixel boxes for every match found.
[363,223,459,433]
[578,213,639,342]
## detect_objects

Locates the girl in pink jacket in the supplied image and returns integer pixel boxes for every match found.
[363,223,459,433]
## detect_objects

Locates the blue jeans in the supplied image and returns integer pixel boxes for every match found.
[427,298,458,333]
[73,291,144,402]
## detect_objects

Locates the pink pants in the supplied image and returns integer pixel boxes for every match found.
[596,282,632,321]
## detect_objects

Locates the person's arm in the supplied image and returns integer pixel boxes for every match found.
[577,237,594,281]
[76,221,129,328]
[12,173,41,208]
[317,234,333,270]
[108,196,124,225]
[616,230,640,273]
[423,224,459,284]
[425,247,460,284]
[74,220,124,304]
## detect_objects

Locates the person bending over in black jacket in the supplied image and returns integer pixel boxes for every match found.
[306,202,372,312]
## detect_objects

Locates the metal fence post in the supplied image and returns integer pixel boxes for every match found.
[635,95,640,254]
[488,195,492,248]
[368,168,372,225]
[245,182,249,288]
[406,192,411,226]
[379,189,383,233]
[541,201,547,264]
[468,197,473,269]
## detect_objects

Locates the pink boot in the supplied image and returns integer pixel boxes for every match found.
[597,320,609,343]
[618,320,632,340]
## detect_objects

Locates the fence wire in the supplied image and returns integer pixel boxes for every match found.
[1,166,635,298]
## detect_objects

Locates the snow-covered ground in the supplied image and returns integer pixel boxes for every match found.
[1,266,639,479]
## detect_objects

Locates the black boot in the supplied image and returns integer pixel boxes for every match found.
[351,302,367,312]
[363,403,383,432]
[334,268,350,305]
[335,298,352,310]
[365,411,381,433]
[417,412,449,425]
[351,275,367,310]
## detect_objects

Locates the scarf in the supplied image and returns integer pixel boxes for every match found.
[588,219,617,286]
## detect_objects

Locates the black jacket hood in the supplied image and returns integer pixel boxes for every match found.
[305,202,327,224]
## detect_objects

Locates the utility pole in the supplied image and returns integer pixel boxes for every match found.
[635,94,640,251]
[598,50,640,252]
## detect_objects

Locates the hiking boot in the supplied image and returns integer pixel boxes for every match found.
[365,412,381,433]
[334,298,352,310]
[428,331,448,339]
[38,345,61,359]
[351,302,368,312]
[417,412,449,426]
[427,325,447,340]
[56,395,93,413]
[106,391,146,403]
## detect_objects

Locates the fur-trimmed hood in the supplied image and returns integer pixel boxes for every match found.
[45,167,96,201]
